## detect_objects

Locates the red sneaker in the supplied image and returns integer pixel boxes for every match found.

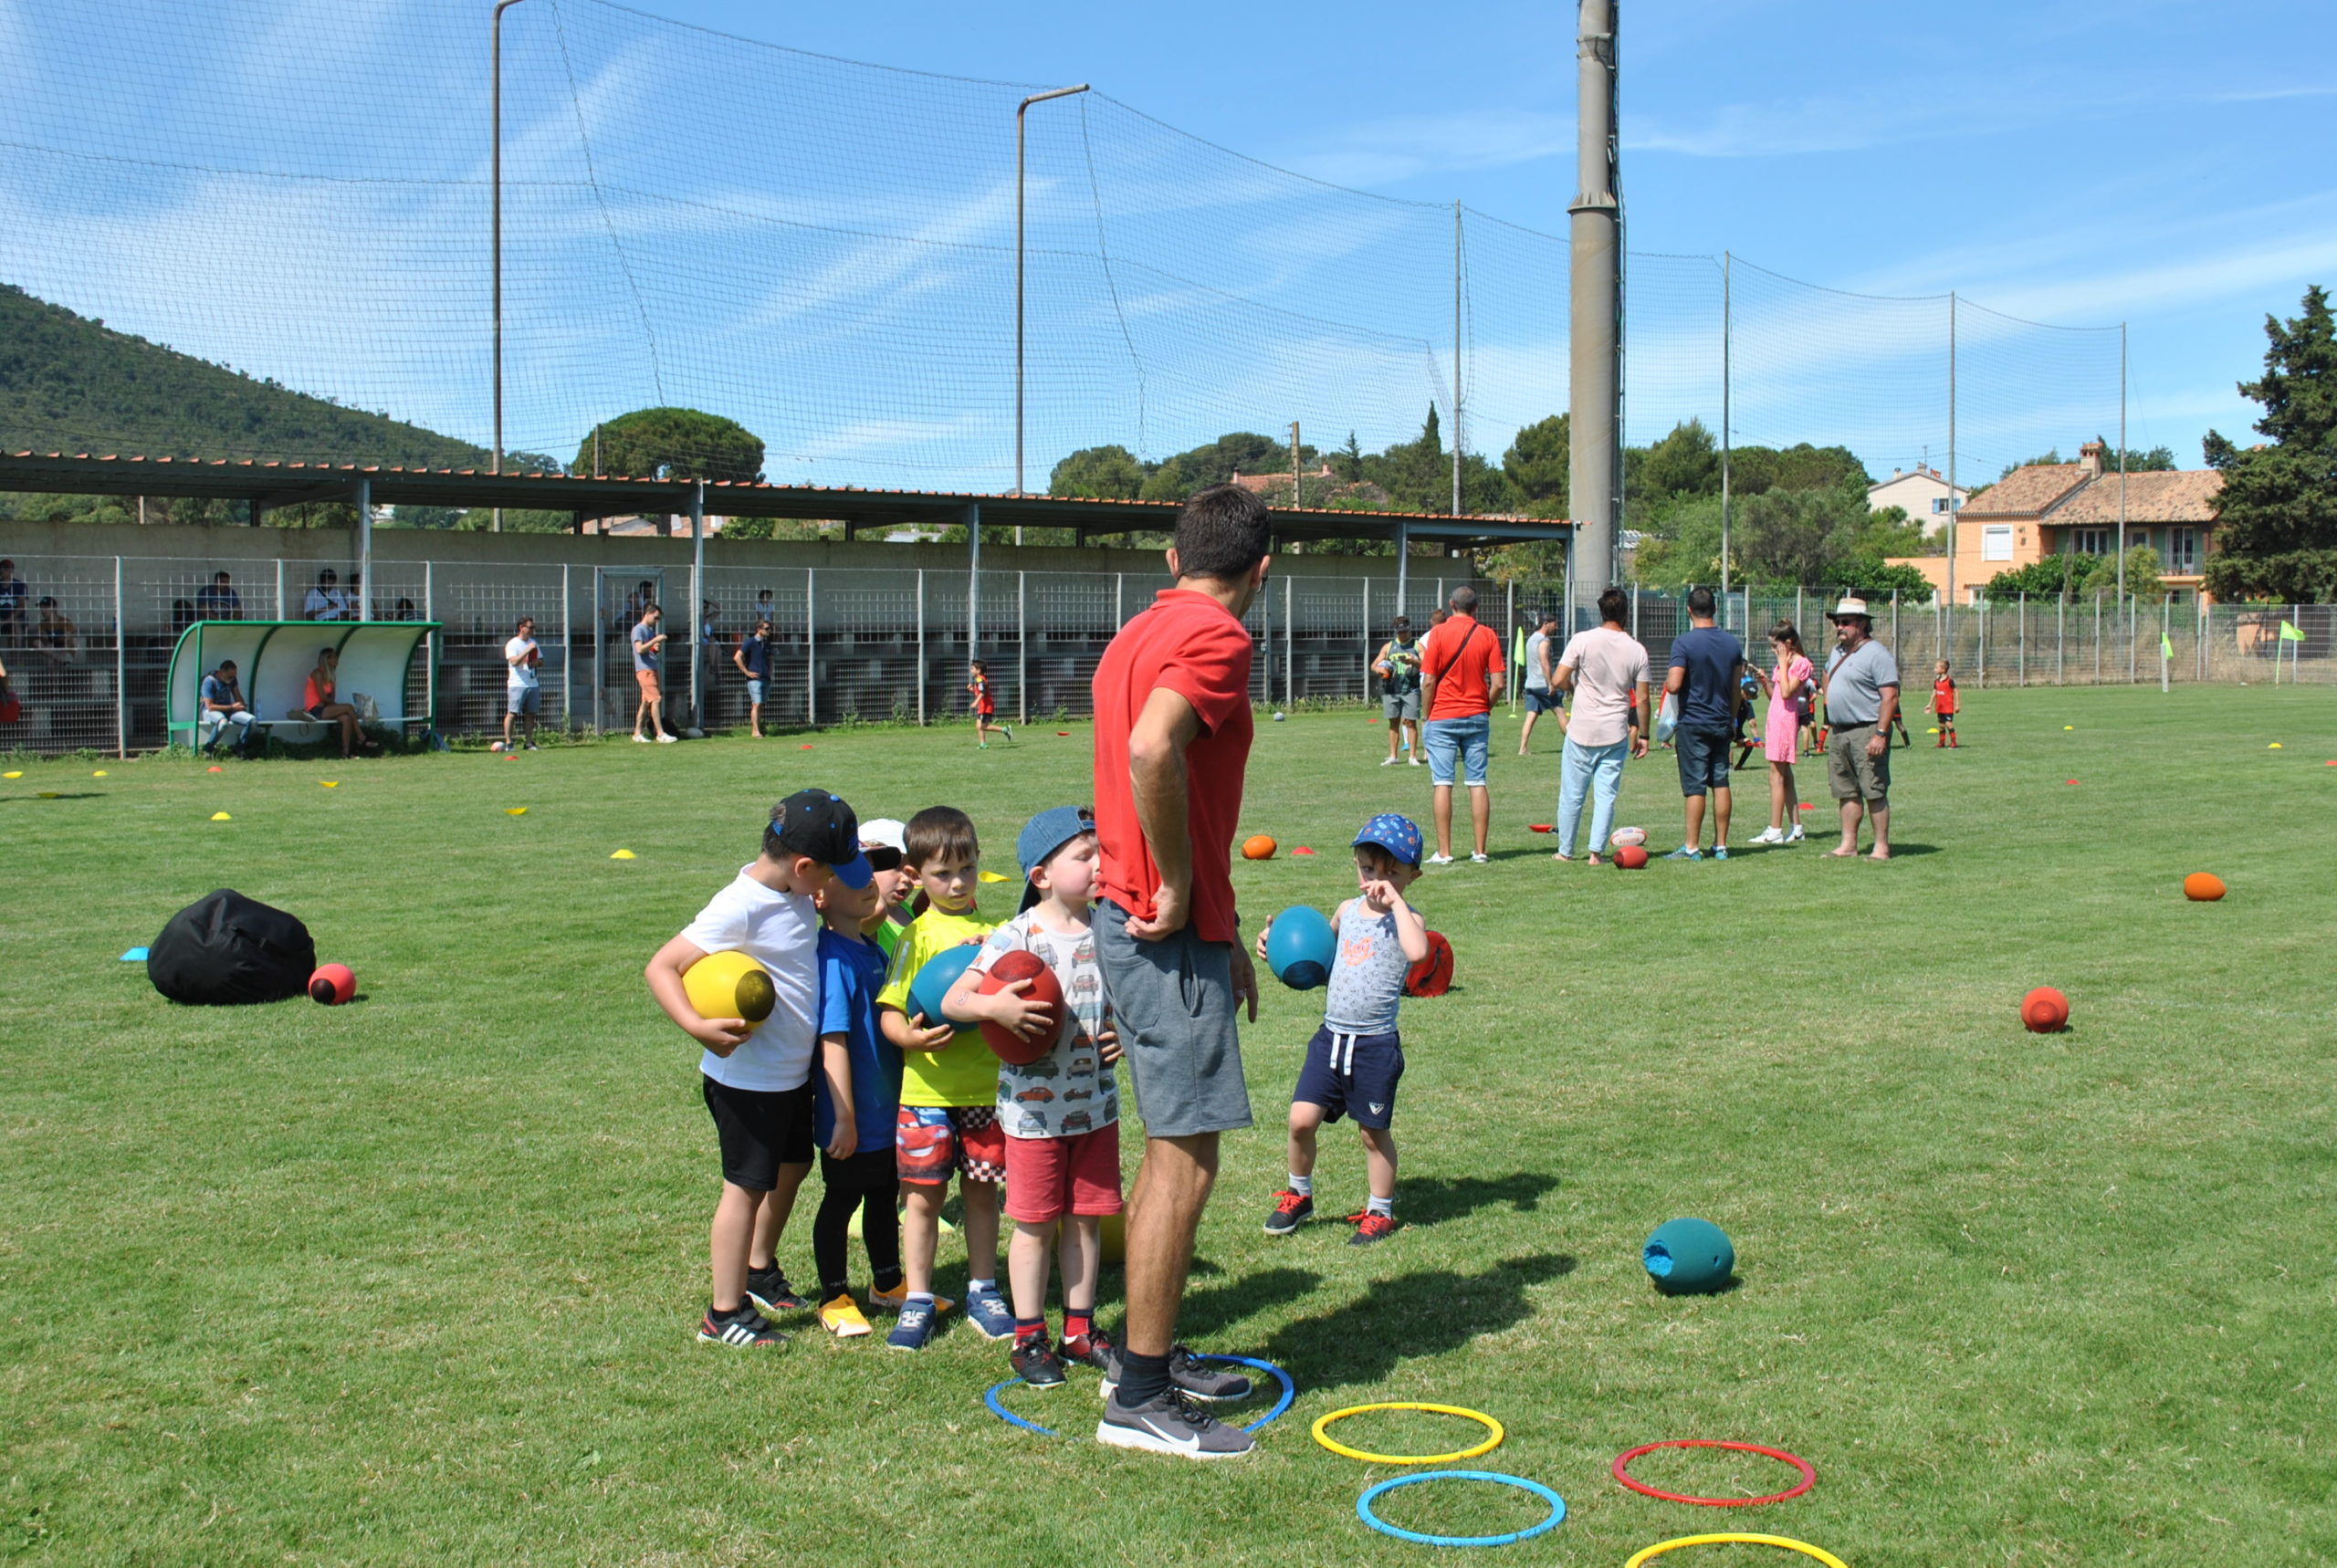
[1347,1211,1398,1247]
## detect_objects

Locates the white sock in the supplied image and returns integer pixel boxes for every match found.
[968,1278,997,1295]
[1288,1174,1313,1197]
[907,1291,934,1306]
[1366,1196,1394,1218]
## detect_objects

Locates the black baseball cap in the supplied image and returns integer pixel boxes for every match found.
[770,789,872,887]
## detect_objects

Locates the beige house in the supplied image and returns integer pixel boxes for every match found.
[1888,442,2221,602]
[1868,463,1968,540]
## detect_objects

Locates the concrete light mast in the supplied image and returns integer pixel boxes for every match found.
[1567,0,1621,595]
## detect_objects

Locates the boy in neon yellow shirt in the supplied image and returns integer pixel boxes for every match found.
[876,805,1007,1349]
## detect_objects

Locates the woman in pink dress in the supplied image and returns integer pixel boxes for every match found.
[1745,622,1814,844]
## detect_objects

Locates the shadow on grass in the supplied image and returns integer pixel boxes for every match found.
[1175,1265,1324,1343]
[1264,1252,1577,1391]
[4,791,105,801]
[1395,1171,1560,1228]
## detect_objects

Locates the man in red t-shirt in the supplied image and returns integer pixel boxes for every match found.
[1089,484,1269,1459]
[1417,586,1507,862]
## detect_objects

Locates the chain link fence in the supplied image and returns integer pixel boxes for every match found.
[1,550,2328,757]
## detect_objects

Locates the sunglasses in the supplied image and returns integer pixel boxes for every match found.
[863,846,905,873]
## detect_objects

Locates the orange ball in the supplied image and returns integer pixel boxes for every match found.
[2183,872,2226,902]
[2020,986,2069,1033]
[1242,834,1277,861]
[1614,843,1650,870]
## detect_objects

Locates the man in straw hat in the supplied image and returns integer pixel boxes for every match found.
[1818,596,1900,861]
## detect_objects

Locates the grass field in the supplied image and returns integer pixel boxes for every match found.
[5,685,2334,1566]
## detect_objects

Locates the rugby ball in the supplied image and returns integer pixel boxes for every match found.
[1609,826,1648,849]
[976,948,1064,1066]
[684,949,776,1026]
[1404,931,1454,998]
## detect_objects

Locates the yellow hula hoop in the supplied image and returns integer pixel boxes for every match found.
[1310,1402,1505,1464]
[1624,1533,1850,1568]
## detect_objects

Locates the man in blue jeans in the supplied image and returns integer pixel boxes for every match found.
[1661,586,1746,861]
[1551,588,1651,863]
[1416,587,1506,864]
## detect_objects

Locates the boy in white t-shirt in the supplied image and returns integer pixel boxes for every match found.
[501,615,541,752]
[645,789,875,1348]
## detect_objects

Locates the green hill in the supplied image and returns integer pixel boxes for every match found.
[0,284,487,469]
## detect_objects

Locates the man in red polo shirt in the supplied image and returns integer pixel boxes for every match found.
[1089,484,1270,1459]
[1417,585,1507,863]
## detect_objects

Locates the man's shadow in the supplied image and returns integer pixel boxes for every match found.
[1394,1171,1559,1228]
[1264,1252,1577,1391]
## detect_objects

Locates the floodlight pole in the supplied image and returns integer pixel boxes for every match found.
[1720,250,1732,614]
[1015,82,1090,518]
[2117,321,2128,646]
[1945,291,1957,608]
[491,0,529,534]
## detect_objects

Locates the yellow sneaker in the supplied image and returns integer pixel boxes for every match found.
[867,1282,953,1316]
[818,1294,873,1338]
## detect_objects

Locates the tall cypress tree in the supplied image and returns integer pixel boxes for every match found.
[2201,286,2337,601]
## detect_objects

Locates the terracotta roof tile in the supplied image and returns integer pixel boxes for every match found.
[2045,468,2222,525]
[1963,464,2091,517]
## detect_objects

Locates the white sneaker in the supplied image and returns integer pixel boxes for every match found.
[1407,758,1423,767]
[632,734,651,744]
[656,733,678,744]
[1786,824,1806,843]
[1380,758,1398,767]
[1426,852,1455,866]
[1470,852,1490,864]
[1749,827,1784,845]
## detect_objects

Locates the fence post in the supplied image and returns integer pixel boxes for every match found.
[1017,570,1028,726]
[1795,586,1804,640]
[2057,593,2065,685]
[1891,590,1900,655]
[1977,593,1986,687]
[1361,578,1370,700]
[593,569,605,733]
[275,558,287,620]
[1114,572,1124,629]
[916,570,927,727]
[805,568,817,727]
[561,563,572,731]
[113,556,126,758]
[2163,594,2173,692]
[1284,574,1295,709]
[2092,594,2101,685]
[2017,591,2026,686]
[2128,595,2138,685]
[424,559,436,730]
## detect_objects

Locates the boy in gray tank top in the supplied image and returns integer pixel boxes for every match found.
[1252,813,1430,1246]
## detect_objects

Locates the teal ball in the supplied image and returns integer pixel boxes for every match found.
[907,946,980,1029]
[1265,905,1336,990]
[1644,1217,1734,1295]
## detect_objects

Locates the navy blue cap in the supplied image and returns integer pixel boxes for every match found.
[1352,811,1424,868]
[772,789,872,888]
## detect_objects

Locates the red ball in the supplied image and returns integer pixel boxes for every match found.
[2021,986,2069,1033]
[977,948,1064,1065]
[309,963,356,1006]
[1614,843,1650,870]
[1404,931,1455,998]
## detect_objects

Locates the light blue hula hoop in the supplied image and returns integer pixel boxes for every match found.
[1356,1469,1567,1548]
[983,1355,1297,1440]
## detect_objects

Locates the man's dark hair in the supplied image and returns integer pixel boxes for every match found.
[319,570,337,583]
[216,659,236,673]
[214,571,231,583]
[1598,587,1630,627]
[1450,585,1479,615]
[1687,586,1716,618]
[1391,615,1412,632]
[37,597,56,608]
[516,615,534,631]
[903,805,980,871]
[1172,485,1272,582]
[1537,607,1559,626]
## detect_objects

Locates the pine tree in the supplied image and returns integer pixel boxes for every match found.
[2201,286,2337,601]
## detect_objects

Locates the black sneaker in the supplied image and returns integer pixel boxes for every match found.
[1064,1326,1115,1375]
[697,1303,785,1348]
[1263,1189,1314,1235]
[1099,1343,1253,1404]
[746,1267,807,1314]
[1348,1210,1399,1247]
[1011,1336,1067,1388]
[1097,1385,1255,1459]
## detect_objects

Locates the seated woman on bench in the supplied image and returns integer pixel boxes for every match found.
[301,646,379,758]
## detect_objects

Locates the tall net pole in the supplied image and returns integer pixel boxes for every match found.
[1451,200,1462,518]
[490,0,527,534]
[1567,0,1620,591]
[1945,290,1957,608]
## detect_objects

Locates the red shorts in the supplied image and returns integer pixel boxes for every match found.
[1003,1123,1124,1225]
[895,1105,1004,1186]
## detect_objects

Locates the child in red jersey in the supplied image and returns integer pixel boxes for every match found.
[1928,660,1958,747]
[968,659,1012,748]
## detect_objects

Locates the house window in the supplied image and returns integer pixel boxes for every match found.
[1982,525,2014,561]
[2167,528,2197,572]
[2070,528,2112,556]
[1931,497,1953,515]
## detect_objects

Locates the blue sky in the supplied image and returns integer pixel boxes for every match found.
[1,0,2330,487]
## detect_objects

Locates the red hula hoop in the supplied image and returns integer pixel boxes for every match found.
[1611,1439,1817,1507]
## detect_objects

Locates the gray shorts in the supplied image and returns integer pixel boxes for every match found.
[1381,688,1420,722]
[1094,901,1252,1139]
[1827,723,1891,803]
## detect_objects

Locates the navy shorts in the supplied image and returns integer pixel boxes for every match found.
[1674,725,1733,797]
[1292,1025,1405,1130]
[1525,688,1565,715]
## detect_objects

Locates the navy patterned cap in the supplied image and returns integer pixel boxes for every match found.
[1352,812,1423,868]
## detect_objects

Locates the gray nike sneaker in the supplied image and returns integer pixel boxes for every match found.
[1096,1386,1255,1459]
[1096,1343,1254,1403]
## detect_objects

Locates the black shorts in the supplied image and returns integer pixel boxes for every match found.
[1292,1025,1405,1131]
[1525,688,1566,715]
[702,1074,815,1191]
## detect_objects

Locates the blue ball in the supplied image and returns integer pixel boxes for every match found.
[1265,905,1336,990]
[907,945,980,1028]
[1643,1217,1735,1295]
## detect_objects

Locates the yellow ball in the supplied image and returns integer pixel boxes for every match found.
[685,949,776,1026]
[1099,1210,1127,1265]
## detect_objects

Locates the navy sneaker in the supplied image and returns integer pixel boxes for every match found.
[886,1298,940,1352]
[964,1286,1015,1341]
[1011,1335,1067,1388]
[1263,1189,1314,1235]
[746,1267,807,1314]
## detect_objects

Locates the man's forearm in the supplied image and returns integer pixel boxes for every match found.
[1130,749,1193,898]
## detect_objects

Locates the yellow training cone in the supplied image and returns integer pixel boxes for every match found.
[2064,726,2073,730]
[320,780,340,788]
[92,769,108,778]
[3,770,19,779]
[38,791,60,799]
[506,807,528,816]
[977,870,1010,883]
[2270,743,2284,749]
[610,849,636,860]
[211,811,233,821]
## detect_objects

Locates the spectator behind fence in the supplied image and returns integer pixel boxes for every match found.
[198,659,258,757]
[504,615,542,752]
[300,646,377,759]
[734,617,774,738]
[624,579,656,632]
[194,571,243,621]
[0,559,26,641]
[302,569,346,622]
[633,603,675,744]
[31,599,79,665]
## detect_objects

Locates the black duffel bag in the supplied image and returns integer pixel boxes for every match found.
[148,889,317,1006]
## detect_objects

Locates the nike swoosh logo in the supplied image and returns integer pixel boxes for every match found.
[1137,1416,1204,1452]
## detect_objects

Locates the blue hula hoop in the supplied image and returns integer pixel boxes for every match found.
[1356,1469,1567,1548]
[1186,1354,1297,1434]
[983,1355,1298,1440]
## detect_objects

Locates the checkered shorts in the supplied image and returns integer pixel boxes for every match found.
[895,1104,1005,1185]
